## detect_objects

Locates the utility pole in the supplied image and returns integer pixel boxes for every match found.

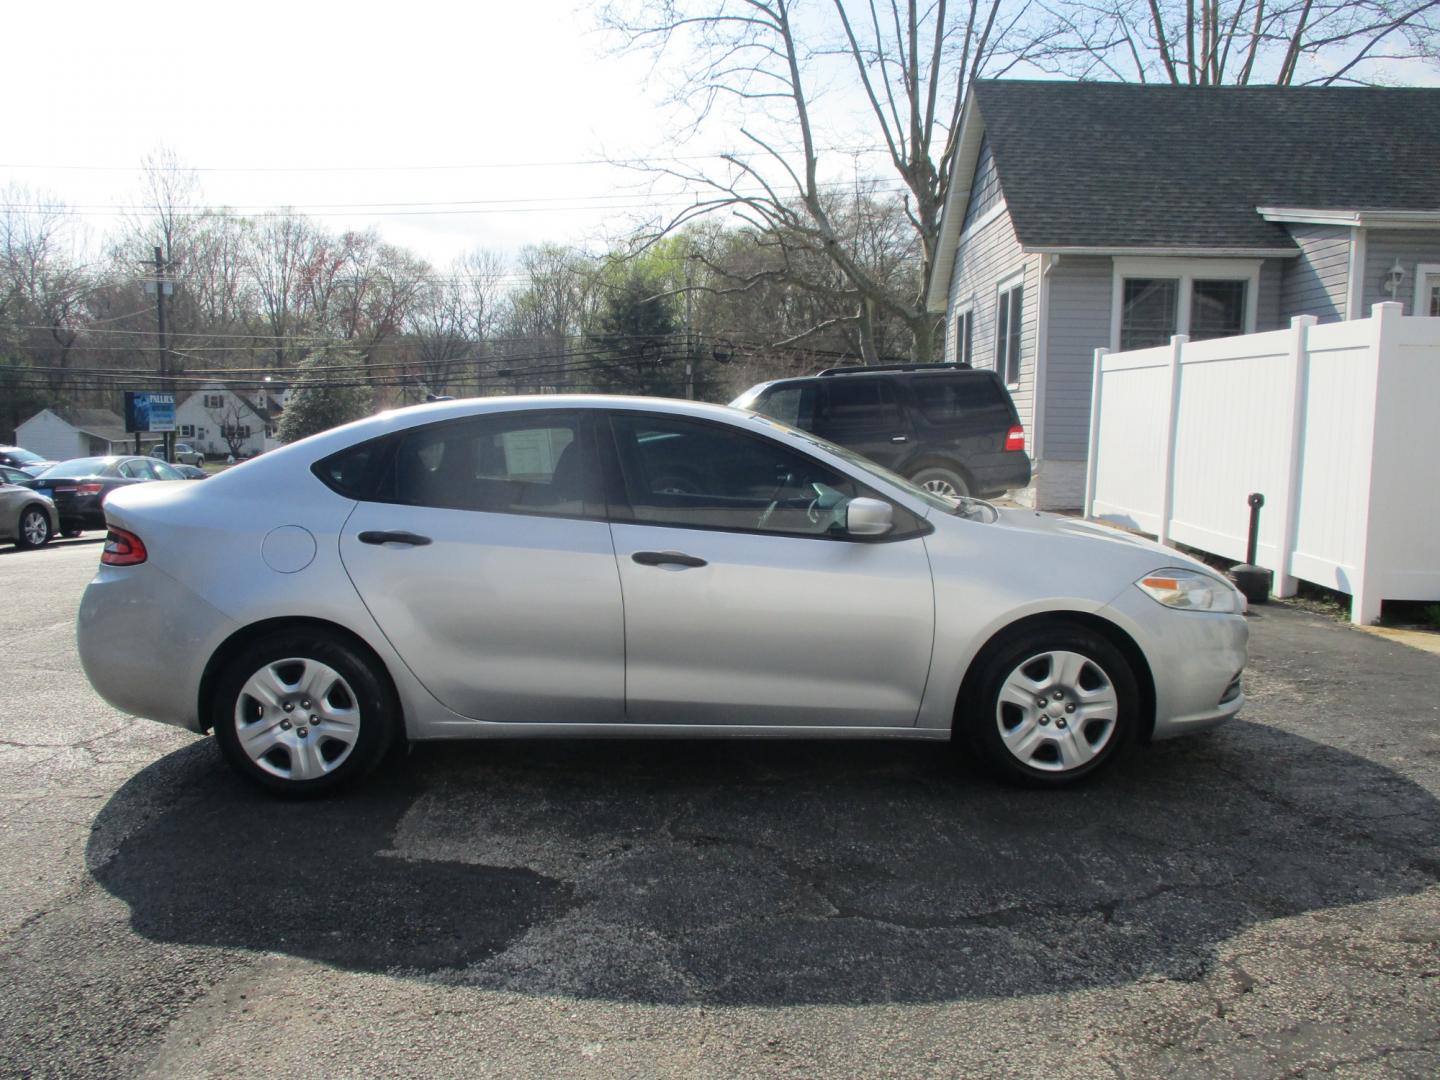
[152,246,173,461]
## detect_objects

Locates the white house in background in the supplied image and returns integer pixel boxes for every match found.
[927,80,1440,509]
[175,384,284,459]
[16,408,155,461]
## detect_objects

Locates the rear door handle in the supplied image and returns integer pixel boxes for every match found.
[358,530,432,547]
[631,550,708,569]
[891,435,909,443]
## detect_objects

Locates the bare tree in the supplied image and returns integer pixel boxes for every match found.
[601,0,1051,362]
[406,248,508,396]
[1034,0,1440,85]
[206,395,261,459]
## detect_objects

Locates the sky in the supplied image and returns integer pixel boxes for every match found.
[0,0,830,269]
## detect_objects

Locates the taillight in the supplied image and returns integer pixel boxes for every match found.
[1004,425,1025,452]
[77,483,105,496]
[101,527,147,566]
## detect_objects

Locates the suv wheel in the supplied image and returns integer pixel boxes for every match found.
[909,465,969,499]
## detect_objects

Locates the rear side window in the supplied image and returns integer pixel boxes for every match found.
[908,375,1007,425]
[381,411,597,517]
[813,379,902,440]
[315,444,381,499]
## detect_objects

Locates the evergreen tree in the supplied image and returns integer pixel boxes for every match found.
[586,264,689,398]
[277,348,373,443]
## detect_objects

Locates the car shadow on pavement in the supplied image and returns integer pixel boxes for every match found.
[88,722,1440,1006]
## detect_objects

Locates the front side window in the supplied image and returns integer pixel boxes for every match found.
[995,282,1022,384]
[753,384,817,429]
[375,411,597,517]
[609,414,909,539]
[152,461,183,481]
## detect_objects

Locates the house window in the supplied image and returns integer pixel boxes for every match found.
[1120,279,1179,350]
[180,424,195,438]
[995,280,1023,385]
[203,393,225,409]
[1113,259,1260,351]
[953,309,974,366]
[1190,280,1247,340]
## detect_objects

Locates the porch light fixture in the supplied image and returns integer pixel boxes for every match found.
[1385,258,1406,298]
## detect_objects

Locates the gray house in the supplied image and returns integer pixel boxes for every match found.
[927,80,1440,509]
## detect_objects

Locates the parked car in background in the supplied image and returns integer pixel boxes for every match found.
[151,442,206,466]
[0,465,37,485]
[0,445,57,477]
[0,482,57,549]
[78,395,1246,797]
[25,456,185,536]
[171,463,208,480]
[732,363,1031,499]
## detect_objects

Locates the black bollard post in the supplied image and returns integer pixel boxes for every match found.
[1229,492,1272,604]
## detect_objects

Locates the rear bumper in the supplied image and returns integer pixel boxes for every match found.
[970,451,1032,497]
[77,563,239,732]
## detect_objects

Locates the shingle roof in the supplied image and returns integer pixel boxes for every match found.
[971,80,1440,251]
[54,407,128,442]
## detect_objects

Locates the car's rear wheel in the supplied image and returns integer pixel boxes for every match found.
[960,624,1137,786]
[16,505,52,548]
[61,526,84,538]
[908,465,970,499]
[213,630,397,796]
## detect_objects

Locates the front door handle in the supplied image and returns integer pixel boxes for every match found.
[358,530,432,547]
[891,435,909,443]
[632,550,708,569]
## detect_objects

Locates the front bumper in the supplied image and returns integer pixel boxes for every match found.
[1100,587,1249,740]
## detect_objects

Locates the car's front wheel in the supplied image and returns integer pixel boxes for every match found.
[960,624,1138,786]
[15,505,52,548]
[212,630,398,796]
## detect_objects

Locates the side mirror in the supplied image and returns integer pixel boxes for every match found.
[844,497,893,537]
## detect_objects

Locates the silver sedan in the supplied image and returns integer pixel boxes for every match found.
[1,482,58,549]
[77,396,1247,795]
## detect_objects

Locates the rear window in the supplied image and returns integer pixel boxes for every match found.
[908,375,1006,424]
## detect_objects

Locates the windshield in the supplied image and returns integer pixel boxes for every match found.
[742,412,993,519]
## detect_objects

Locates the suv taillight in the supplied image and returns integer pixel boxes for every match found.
[101,527,147,566]
[1004,425,1025,452]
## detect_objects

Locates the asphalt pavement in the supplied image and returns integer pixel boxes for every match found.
[1,542,1437,1078]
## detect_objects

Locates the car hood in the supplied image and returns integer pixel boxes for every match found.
[967,506,1221,578]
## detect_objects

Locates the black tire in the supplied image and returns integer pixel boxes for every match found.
[61,526,84,539]
[908,465,970,499]
[212,629,399,797]
[958,623,1138,787]
[15,505,52,548]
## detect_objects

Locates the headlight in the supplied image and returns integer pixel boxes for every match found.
[1135,568,1242,613]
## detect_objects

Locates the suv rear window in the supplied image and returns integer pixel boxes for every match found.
[908,375,1005,424]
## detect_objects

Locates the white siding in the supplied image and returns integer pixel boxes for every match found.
[1363,228,1440,314]
[15,411,89,462]
[1279,224,1351,322]
[1041,256,1112,463]
[946,205,1039,438]
[175,388,267,458]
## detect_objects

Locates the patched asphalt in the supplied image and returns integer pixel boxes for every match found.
[1,542,1437,1077]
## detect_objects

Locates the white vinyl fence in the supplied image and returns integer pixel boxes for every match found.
[1084,303,1440,624]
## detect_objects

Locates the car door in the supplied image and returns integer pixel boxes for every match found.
[810,377,912,469]
[337,409,625,725]
[604,411,936,728]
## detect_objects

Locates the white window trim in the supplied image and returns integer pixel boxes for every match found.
[1109,257,1261,351]
[1415,263,1440,317]
[952,302,975,365]
[996,270,1025,388]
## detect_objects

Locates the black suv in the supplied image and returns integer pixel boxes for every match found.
[731,363,1030,499]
